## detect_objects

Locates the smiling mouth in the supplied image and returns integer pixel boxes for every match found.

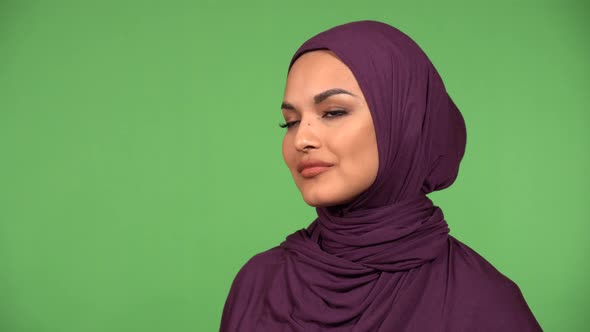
[300,166,332,178]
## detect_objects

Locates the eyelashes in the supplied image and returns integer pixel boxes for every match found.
[278,121,297,129]
[279,110,348,129]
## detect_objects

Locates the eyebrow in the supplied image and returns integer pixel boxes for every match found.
[281,88,357,111]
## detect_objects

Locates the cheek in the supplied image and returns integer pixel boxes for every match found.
[335,124,374,160]
[281,135,295,170]
[332,122,379,180]
[357,124,379,175]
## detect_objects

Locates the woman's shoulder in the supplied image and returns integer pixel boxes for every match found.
[228,246,286,291]
[239,246,285,276]
[220,246,286,330]
[448,235,521,291]
[445,236,542,330]
[446,235,525,300]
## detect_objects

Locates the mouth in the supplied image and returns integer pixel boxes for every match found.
[300,166,332,178]
[297,159,334,178]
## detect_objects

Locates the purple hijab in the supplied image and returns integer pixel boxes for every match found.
[220,20,542,331]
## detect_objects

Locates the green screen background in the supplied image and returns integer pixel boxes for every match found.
[1,0,588,331]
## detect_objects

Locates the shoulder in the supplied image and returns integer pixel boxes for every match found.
[448,236,517,287]
[233,246,285,284]
[220,246,286,330]
[446,236,542,331]
[224,246,285,303]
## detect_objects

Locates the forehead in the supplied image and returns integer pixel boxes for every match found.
[284,50,363,99]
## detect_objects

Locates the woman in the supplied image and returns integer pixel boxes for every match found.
[220,20,542,331]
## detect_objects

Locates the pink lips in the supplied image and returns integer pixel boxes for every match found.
[297,159,334,178]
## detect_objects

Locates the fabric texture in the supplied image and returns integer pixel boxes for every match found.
[220,20,542,331]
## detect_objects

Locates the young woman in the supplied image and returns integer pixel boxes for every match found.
[220,20,542,331]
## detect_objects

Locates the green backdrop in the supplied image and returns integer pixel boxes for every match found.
[1,0,588,331]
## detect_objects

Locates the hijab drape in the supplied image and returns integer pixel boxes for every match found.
[220,20,542,331]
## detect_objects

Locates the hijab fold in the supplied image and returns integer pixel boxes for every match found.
[220,20,542,331]
[305,195,449,273]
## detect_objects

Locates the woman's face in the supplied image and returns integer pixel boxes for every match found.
[281,50,379,207]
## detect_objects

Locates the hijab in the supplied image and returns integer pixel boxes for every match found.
[220,20,542,331]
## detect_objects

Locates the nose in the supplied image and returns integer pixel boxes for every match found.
[294,118,320,152]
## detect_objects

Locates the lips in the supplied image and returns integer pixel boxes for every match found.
[297,159,334,178]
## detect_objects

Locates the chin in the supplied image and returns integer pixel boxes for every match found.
[295,174,361,207]
[300,189,353,208]
[302,198,331,208]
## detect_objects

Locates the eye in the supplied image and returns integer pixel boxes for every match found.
[279,120,300,129]
[279,109,347,129]
[322,109,348,118]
